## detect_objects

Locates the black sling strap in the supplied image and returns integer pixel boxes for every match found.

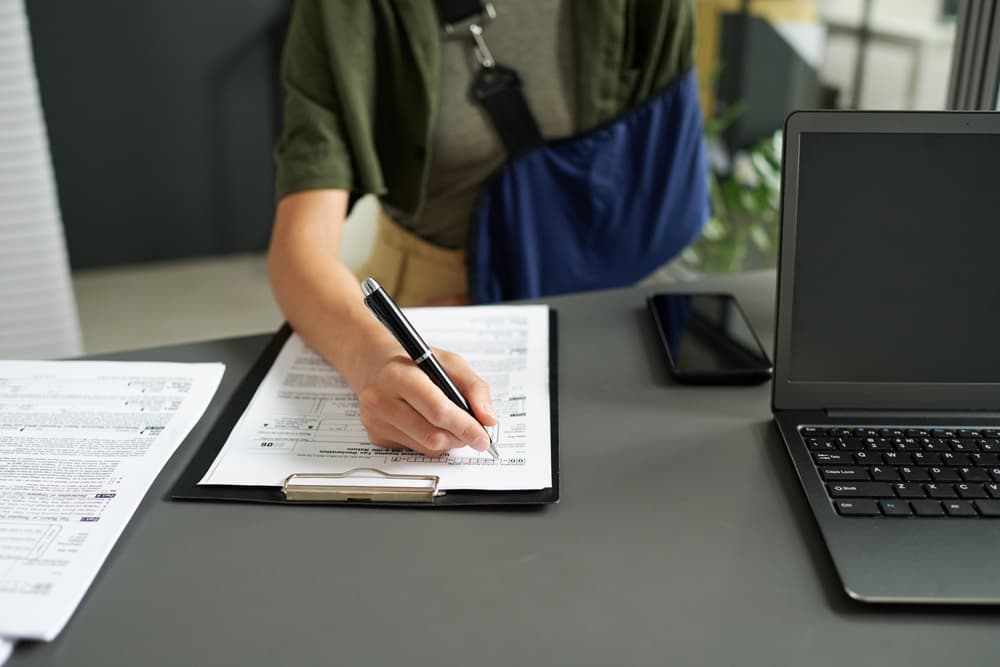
[434,0,488,26]
[433,0,543,157]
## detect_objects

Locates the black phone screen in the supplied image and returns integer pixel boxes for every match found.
[647,293,772,383]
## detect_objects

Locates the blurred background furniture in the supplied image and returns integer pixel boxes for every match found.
[0,0,82,359]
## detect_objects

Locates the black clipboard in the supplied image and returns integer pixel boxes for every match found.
[171,310,559,506]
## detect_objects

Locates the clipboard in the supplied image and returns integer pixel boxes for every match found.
[171,310,559,507]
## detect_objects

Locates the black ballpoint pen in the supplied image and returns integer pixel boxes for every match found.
[360,277,499,460]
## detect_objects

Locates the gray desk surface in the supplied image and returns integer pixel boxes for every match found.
[12,272,1000,666]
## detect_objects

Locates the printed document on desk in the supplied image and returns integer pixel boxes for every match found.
[199,305,551,492]
[0,361,224,641]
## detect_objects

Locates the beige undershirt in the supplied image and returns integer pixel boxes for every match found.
[388,0,576,251]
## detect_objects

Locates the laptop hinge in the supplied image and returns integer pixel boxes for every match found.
[826,409,1000,420]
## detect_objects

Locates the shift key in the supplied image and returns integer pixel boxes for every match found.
[827,482,895,498]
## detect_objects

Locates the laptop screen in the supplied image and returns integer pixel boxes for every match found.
[789,131,1000,384]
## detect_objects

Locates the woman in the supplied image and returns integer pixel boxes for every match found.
[268,0,698,455]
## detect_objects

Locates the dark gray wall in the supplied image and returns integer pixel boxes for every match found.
[27,1,290,269]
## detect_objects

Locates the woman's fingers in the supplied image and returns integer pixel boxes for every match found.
[434,348,497,426]
[356,342,497,455]
[366,420,441,458]
[392,362,490,451]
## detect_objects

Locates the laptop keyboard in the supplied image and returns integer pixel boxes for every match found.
[801,426,1000,518]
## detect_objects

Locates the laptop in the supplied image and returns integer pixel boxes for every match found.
[773,110,1000,604]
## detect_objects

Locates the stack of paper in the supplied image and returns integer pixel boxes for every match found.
[0,361,223,661]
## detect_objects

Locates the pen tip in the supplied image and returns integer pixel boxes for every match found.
[488,443,500,460]
[361,277,379,297]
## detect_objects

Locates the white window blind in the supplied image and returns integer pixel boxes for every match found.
[0,0,82,359]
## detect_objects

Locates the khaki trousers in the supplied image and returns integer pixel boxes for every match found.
[354,211,468,307]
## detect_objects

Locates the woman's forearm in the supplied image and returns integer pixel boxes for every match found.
[266,189,396,392]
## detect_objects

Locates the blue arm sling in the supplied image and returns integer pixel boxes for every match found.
[436,0,710,304]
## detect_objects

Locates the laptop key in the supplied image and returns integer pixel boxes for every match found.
[852,451,876,464]
[959,467,990,482]
[879,500,912,516]
[837,438,865,451]
[979,439,1000,452]
[925,483,958,499]
[929,467,961,482]
[864,438,892,451]
[911,500,945,516]
[814,452,852,465]
[835,499,880,516]
[943,500,978,517]
[957,429,980,439]
[972,453,1000,466]
[987,483,1000,499]
[870,465,900,481]
[973,500,1000,517]
[807,438,837,451]
[900,466,930,482]
[894,483,925,498]
[882,451,909,465]
[940,452,971,466]
[912,452,941,466]
[802,427,827,436]
[827,482,894,498]
[820,467,869,481]
[957,483,989,499]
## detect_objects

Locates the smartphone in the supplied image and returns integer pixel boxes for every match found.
[646,292,772,385]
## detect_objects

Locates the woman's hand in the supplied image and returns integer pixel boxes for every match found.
[268,192,492,457]
[353,341,497,456]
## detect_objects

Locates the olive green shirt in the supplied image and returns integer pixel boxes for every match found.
[415,0,576,249]
[275,0,695,242]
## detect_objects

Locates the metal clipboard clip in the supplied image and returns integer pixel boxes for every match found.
[282,468,442,503]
